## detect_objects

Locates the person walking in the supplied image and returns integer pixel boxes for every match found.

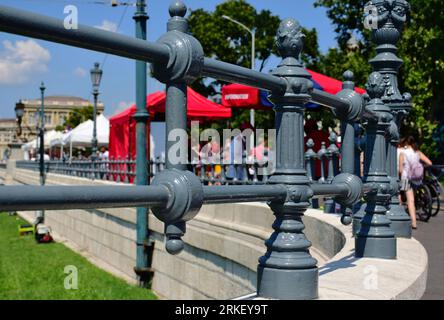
[398,136,433,229]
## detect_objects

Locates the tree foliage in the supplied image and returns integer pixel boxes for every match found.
[315,0,444,160]
[55,106,94,132]
[188,0,320,130]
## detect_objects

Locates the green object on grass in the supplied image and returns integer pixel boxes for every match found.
[18,224,34,236]
[0,214,157,300]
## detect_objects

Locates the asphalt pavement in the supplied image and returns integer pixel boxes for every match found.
[414,207,444,300]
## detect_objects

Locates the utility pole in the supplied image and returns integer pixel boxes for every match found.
[133,0,150,287]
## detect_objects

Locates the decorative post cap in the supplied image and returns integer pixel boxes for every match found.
[342,70,355,90]
[366,72,386,100]
[306,138,314,149]
[366,0,410,44]
[329,132,338,144]
[365,71,393,123]
[276,18,305,59]
[40,81,45,91]
[169,1,187,18]
[343,70,354,82]
[271,18,312,100]
[367,0,410,27]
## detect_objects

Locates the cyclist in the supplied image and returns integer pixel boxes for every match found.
[398,136,433,229]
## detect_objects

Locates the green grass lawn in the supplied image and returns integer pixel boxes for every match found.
[0,213,157,300]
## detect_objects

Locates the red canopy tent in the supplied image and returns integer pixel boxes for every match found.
[109,87,231,161]
[222,69,366,109]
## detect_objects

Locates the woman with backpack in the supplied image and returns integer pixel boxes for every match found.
[398,136,433,229]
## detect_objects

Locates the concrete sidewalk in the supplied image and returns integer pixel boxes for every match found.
[414,209,444,300]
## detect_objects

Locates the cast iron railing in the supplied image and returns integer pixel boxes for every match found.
[0,0,413,299]
[16,138,342,186]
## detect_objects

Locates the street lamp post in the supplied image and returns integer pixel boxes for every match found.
[14,100,25,139]
[39,82,45,186]
[36,82,46,223]
[222,15,256,127]
[90,62,103,160]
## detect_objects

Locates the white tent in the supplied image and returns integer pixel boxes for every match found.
[54,114,109,159]
[22,139,38,152]
[62,114,109,147]
[22,130,64,151]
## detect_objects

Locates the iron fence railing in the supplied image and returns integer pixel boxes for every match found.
[0,0,414,300]
[15,157,272,185]
[16,134,345,187]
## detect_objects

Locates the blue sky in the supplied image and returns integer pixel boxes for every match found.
[0,0,337,119]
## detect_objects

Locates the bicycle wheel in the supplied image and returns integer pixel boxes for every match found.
[429,184,441,216]
[415,184,432,222]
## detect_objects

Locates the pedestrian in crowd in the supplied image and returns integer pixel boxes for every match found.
[222,136,232,182]
[226,122,254,181]
[248,134,269,180]
[97,147,109,178]
[249,134,268,162]
[210,139,222,185]
[398,136,433,230]
[99,147,109,161]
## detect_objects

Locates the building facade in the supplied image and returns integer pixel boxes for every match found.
[0,118,17,160]
[18,95,105,140]
[0,96,104,159]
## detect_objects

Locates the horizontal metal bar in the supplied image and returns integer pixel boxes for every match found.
[202,58,287,94]
[0,5,170,65]
[311,89,350,112]
[310,183,349,198]
[202,185,287,204]
[0,5,287,94]
[0,185,170,211]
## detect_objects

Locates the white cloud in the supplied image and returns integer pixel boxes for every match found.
[113,101,134,115]
[0,39,51,85]
[73,67,87,77]
[95,20,118,33]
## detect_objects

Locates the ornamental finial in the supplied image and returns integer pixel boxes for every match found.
[276,18,305,59]
[169,1,187,18]
[366,72,386,100]
[343,70,354,82]
[366,0,410,30]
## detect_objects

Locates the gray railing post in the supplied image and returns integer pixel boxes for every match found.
[150,0,204,255]
[305,139,316,183]
[257,18,318,300]
[317,142,327,184]
[324,132,339,213]
[335,70,364,225]
[305,139,319,209]
[368,0,412,238]
[355,71,396,259]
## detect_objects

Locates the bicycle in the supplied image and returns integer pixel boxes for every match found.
[424,166,443,217]
[412,182,433,222]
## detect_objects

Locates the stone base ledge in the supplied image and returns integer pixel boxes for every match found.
[3,167,428,300]
[238,210,428,300]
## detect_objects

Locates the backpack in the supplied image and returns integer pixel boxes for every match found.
[408,155,424,182]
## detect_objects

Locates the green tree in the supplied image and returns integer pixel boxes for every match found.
[188,0,321,130]
[314,0,444,160]
[55,106,94,131]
